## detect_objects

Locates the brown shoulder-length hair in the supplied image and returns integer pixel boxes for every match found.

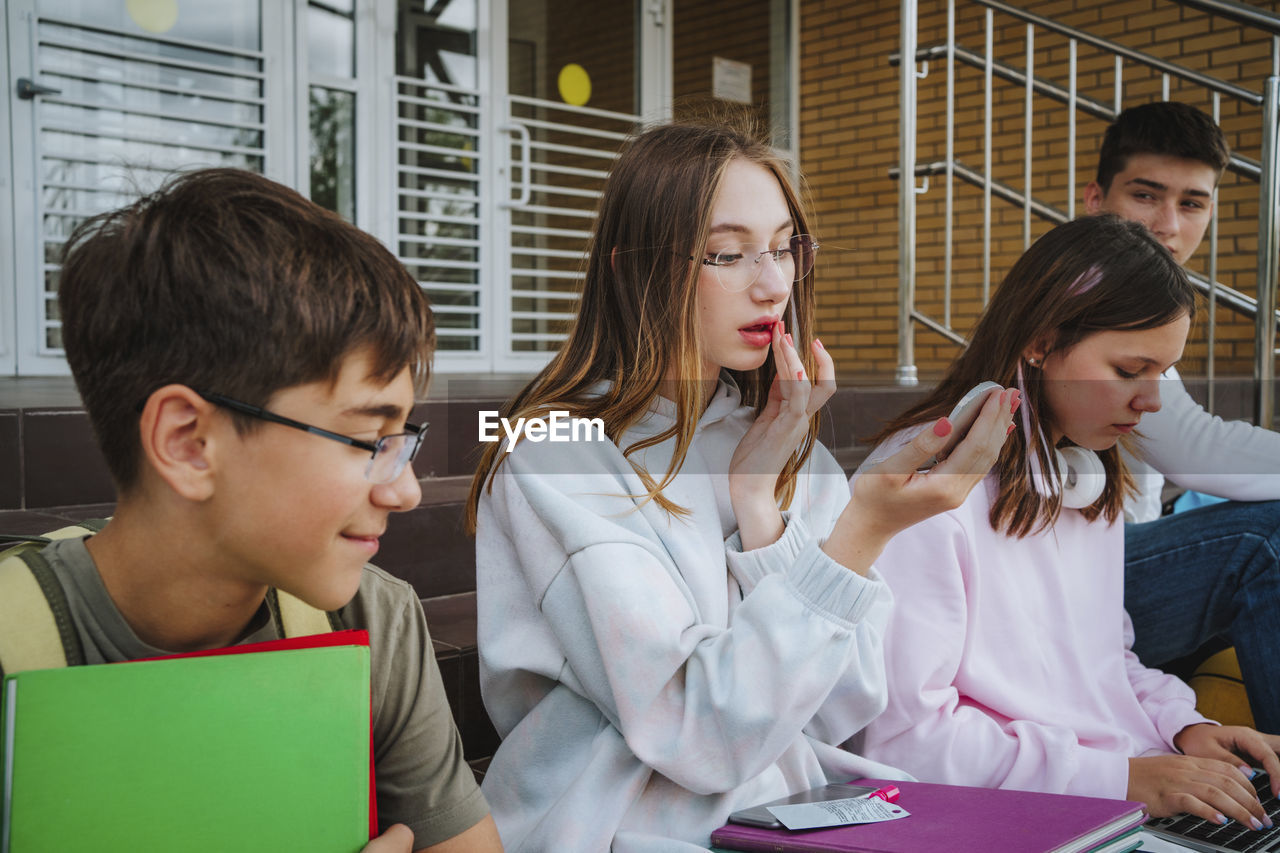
[466,113,819,532]
[873,215,1195,538]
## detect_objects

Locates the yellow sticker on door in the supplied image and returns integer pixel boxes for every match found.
[558,64,592,107]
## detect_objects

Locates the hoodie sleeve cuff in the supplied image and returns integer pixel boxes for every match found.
[1163,711,1218,751]
[725,511,808,593]
[727,515,886,625]
[785,537,886,626]
[1067,748,1133,801]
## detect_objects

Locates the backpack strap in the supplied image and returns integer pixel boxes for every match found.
[0,518,341,677]
[0,523,99,675]
[268,588,344,637]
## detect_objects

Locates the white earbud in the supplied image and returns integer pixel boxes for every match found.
[1031,446,1105,509]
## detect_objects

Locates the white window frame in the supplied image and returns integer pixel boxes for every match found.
[7,1,62,374]
[1,7,17,376]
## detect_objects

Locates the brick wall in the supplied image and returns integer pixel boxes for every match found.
[800,0,1280,380]
[674,0,775,128]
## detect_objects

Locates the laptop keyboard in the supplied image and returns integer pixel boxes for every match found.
[1147,772,1280,852]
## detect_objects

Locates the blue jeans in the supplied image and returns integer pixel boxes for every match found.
[1125,499,1280,734]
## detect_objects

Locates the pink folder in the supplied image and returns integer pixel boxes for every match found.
[710,778,1146,853]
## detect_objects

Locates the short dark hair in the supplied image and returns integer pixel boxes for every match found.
[59,168,435,492]
[1095,101,1231,191]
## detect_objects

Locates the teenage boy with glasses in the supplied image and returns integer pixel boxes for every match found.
[1082,101,1280,734]
[43,168,503,853]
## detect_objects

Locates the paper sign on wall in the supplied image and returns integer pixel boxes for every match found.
[713,56,752,104]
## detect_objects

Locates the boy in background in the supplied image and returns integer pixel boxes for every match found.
[1083,101,1280,734]
[44,168,503,852]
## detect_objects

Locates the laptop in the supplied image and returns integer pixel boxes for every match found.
[1145,771,1280,852]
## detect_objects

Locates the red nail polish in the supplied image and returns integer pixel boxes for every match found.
[796,370,804,380]
[1010,389,1022,413]
[934,417,952,437]
[1007,422,1016,435]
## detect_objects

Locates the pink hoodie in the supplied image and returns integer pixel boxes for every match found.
[851,470,1211,799]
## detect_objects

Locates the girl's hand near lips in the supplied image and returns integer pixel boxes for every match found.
[729,321,835,551]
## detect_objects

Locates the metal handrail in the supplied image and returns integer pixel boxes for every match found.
[890,44,1263,181]
[971,0,1264,106]
[1177,0,1280,35]
[896,0,1280,425]
[893,160,1280,331]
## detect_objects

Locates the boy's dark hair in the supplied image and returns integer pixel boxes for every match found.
[59,168,435,493]
[1095,101,1231,191]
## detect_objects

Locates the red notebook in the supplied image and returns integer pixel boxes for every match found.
[137,629,378,840]
[710,778,1146,853]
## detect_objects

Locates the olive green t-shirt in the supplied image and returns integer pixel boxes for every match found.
[40,536,490,849]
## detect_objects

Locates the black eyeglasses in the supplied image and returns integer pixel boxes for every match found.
[197,391,428,484]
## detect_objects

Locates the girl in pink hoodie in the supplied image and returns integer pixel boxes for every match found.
[853,214,1280,831]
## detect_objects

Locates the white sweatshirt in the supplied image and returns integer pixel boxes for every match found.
[475,379,904,852]
[1123,367,1280,523]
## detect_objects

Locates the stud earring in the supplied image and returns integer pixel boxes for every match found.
[1028,357,1040,366]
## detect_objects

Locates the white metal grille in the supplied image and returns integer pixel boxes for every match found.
[394,76,483,358]
[31,16,267,355]
[502,95,639,360]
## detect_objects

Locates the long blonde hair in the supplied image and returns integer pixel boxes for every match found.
[466,114,820,531]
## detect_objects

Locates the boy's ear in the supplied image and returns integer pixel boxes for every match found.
[138,385,219,501]
[1082,181,1105,215]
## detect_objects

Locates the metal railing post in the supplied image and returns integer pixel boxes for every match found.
[897,0,919,386]
[1256,76,1280,427]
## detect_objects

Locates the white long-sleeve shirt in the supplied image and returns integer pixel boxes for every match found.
[852,467,1211,799]
[1123,367,1280,522]
[476,379,904,852]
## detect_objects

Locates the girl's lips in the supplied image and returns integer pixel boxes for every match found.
[738,318,779,348]
[1113,423,1137,433]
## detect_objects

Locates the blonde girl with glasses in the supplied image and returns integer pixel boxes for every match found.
[466,114,1017,851]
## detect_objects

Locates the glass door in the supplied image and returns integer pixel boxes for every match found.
[495,0,645,370]
[392,0,652,373]
[489,0,793,372]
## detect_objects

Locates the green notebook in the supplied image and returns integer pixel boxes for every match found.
[1,642,371,853]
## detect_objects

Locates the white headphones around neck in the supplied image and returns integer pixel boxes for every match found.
[1031,445,1106,509]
